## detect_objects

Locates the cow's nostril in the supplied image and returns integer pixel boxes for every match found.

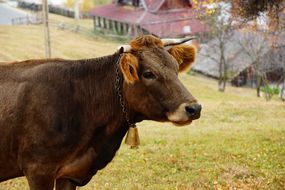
[185,106,196,116]
[185,104,202,117]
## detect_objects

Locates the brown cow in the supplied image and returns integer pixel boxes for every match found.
[0,35,201,190]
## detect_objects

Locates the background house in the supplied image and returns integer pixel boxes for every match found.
[90,0,206,38]
[193,30,285,87]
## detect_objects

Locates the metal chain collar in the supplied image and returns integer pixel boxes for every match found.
[114,53,135,128]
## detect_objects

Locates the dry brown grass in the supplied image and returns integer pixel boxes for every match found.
[0,24,119,62]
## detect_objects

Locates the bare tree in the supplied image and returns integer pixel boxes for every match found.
[235,0,285,100]
[239,29,285,100]
[238,31,269,97]
[198,2,234,92]
[267,39,285,101]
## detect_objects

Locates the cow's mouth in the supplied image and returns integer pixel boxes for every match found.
[171,120,192,127]
[166,102,201,126]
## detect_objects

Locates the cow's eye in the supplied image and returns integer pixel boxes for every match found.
[142,71,156,80]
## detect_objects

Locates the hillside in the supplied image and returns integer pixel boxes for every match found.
[0,23,120,62]
[0,22,284,190]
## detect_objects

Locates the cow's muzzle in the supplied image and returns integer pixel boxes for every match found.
[166,103,201,126]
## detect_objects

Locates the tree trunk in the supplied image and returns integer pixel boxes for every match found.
[223,57,227,91]
[281,77,285,101]
[218,59,223,92]
[256,75,262,97]
[262,74,272,101]
[218,80,224,92]
[218,53,226,92]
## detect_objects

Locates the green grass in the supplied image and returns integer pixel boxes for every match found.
[0,21,285,190]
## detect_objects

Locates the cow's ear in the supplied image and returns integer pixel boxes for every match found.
[120,53,139,84]
[168,44,196,72]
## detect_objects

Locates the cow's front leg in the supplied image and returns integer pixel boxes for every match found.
[56,178,76,190]
[26,173,55,190]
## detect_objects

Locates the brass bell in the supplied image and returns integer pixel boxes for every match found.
[125,125,140,148]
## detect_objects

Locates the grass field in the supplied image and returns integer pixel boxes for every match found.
[0,17,285,190]
[0,13,120,62]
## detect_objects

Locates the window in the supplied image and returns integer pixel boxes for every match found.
[118,0,140,7]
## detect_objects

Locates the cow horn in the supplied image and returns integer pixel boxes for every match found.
[162,36,197,47]
[117,45,132,53]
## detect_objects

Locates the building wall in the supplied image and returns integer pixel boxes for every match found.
[93,16,137,36]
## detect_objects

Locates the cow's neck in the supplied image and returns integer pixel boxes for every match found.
[70,53,136,144]
[74,53,129,125]
[64,53,132,171]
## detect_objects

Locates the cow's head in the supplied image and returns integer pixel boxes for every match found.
[119,35,201,126]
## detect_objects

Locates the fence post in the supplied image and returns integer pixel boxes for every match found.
[26,15,29,25]
[43,0,51,58]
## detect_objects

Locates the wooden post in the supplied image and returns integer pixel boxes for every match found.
[74,0,80,20]
[109,20,112,30]
[93,16,96,31]
[43,0,51,58]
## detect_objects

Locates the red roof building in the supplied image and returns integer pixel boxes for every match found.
[90,0,206,38]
